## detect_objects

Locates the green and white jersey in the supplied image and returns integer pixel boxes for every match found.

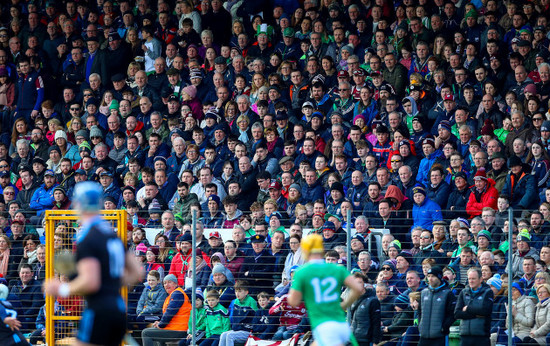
[291,259,350,329]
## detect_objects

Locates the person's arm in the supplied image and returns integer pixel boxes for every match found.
[287,288,303,308]
[122,251,144,286]
[341,274,363,310]
[44,257,101,297]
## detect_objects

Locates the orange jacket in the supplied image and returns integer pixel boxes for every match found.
[160,287,191,331]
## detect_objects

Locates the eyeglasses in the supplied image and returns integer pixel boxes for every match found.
[382,267,392,271]
[420,236,431,239]
[70,107,80,111]
[83,93,92,97]
[339,88,350,91]
[391,159,402,163]
[534,118,543,121]
[4,192,14,195]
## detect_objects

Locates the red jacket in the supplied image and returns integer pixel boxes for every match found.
[466,178,499,218]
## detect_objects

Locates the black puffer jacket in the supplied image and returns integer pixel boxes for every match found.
[418,283,456,339]
[350,289,382,345]
[454,283,494,337]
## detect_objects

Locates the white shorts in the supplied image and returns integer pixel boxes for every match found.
[313,321,351,346]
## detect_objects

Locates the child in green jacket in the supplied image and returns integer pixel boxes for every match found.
[181,289,206,346]
[200,290,231,346]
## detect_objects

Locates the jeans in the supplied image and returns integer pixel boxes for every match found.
[219,330,250,346]
[273,326,296,340]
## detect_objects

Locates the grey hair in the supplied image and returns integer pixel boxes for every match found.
[201,29,213,39]
[16,139,29,149]
[89,73,101,82]
[251,122,263,131]
[236,94,250,104]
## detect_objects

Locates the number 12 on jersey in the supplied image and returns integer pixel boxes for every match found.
[311,277,338,303]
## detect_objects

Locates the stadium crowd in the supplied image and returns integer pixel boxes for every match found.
[6,0,550,345]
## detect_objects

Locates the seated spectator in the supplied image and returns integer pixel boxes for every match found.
[251,291,279,340]
[350,273,382,345]
[135,270,167,323]
[205,264,236,308]
[197,290,230,346]
[184,249,211,291]
[218,280,258,346]
[29,169,57,217]
[411,186,443,231]
[141,274,191,346]
[8,263,44,332]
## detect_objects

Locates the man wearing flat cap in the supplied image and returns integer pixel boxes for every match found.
[501,155,539,211]
[105,31,133,84]
[241,234,276,295]
[84,36,108,85]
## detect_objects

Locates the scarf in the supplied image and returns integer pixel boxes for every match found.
[238,129,249,144]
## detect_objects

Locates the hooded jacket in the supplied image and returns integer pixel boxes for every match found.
[416,149,444,187]
[412,197,443,231]
[403,96,419,135]
[136,283,168,317]
[466,178,499,217]
[385,185,412,219]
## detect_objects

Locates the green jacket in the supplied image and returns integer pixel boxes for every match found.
[204,303,230,337]
[189,307,207,331]
[173,193,199,223]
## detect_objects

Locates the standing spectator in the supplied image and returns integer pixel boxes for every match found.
[350,273,382,345]
[454,267,494,346]
[418,266,456,346]
[14,56,44,123]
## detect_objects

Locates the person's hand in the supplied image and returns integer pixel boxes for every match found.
[153,321,160,328]
[4,317,21,331]
[215,98,223,109]
[31,110,39,119]
[148,145,157,156]
[512,306,517,317]
[41,329,46,336]
[462,305,468,311]
[252,153,259,163]
[177,29,184,36]
[43,279,61,296]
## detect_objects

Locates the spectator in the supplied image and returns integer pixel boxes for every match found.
[8,263,44,331]
[454,267,494,346]
[141,274,191,346]
[135,270,167,323]
[412,186,443,231]
[350,273,382,345]
[418,266,456,345]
